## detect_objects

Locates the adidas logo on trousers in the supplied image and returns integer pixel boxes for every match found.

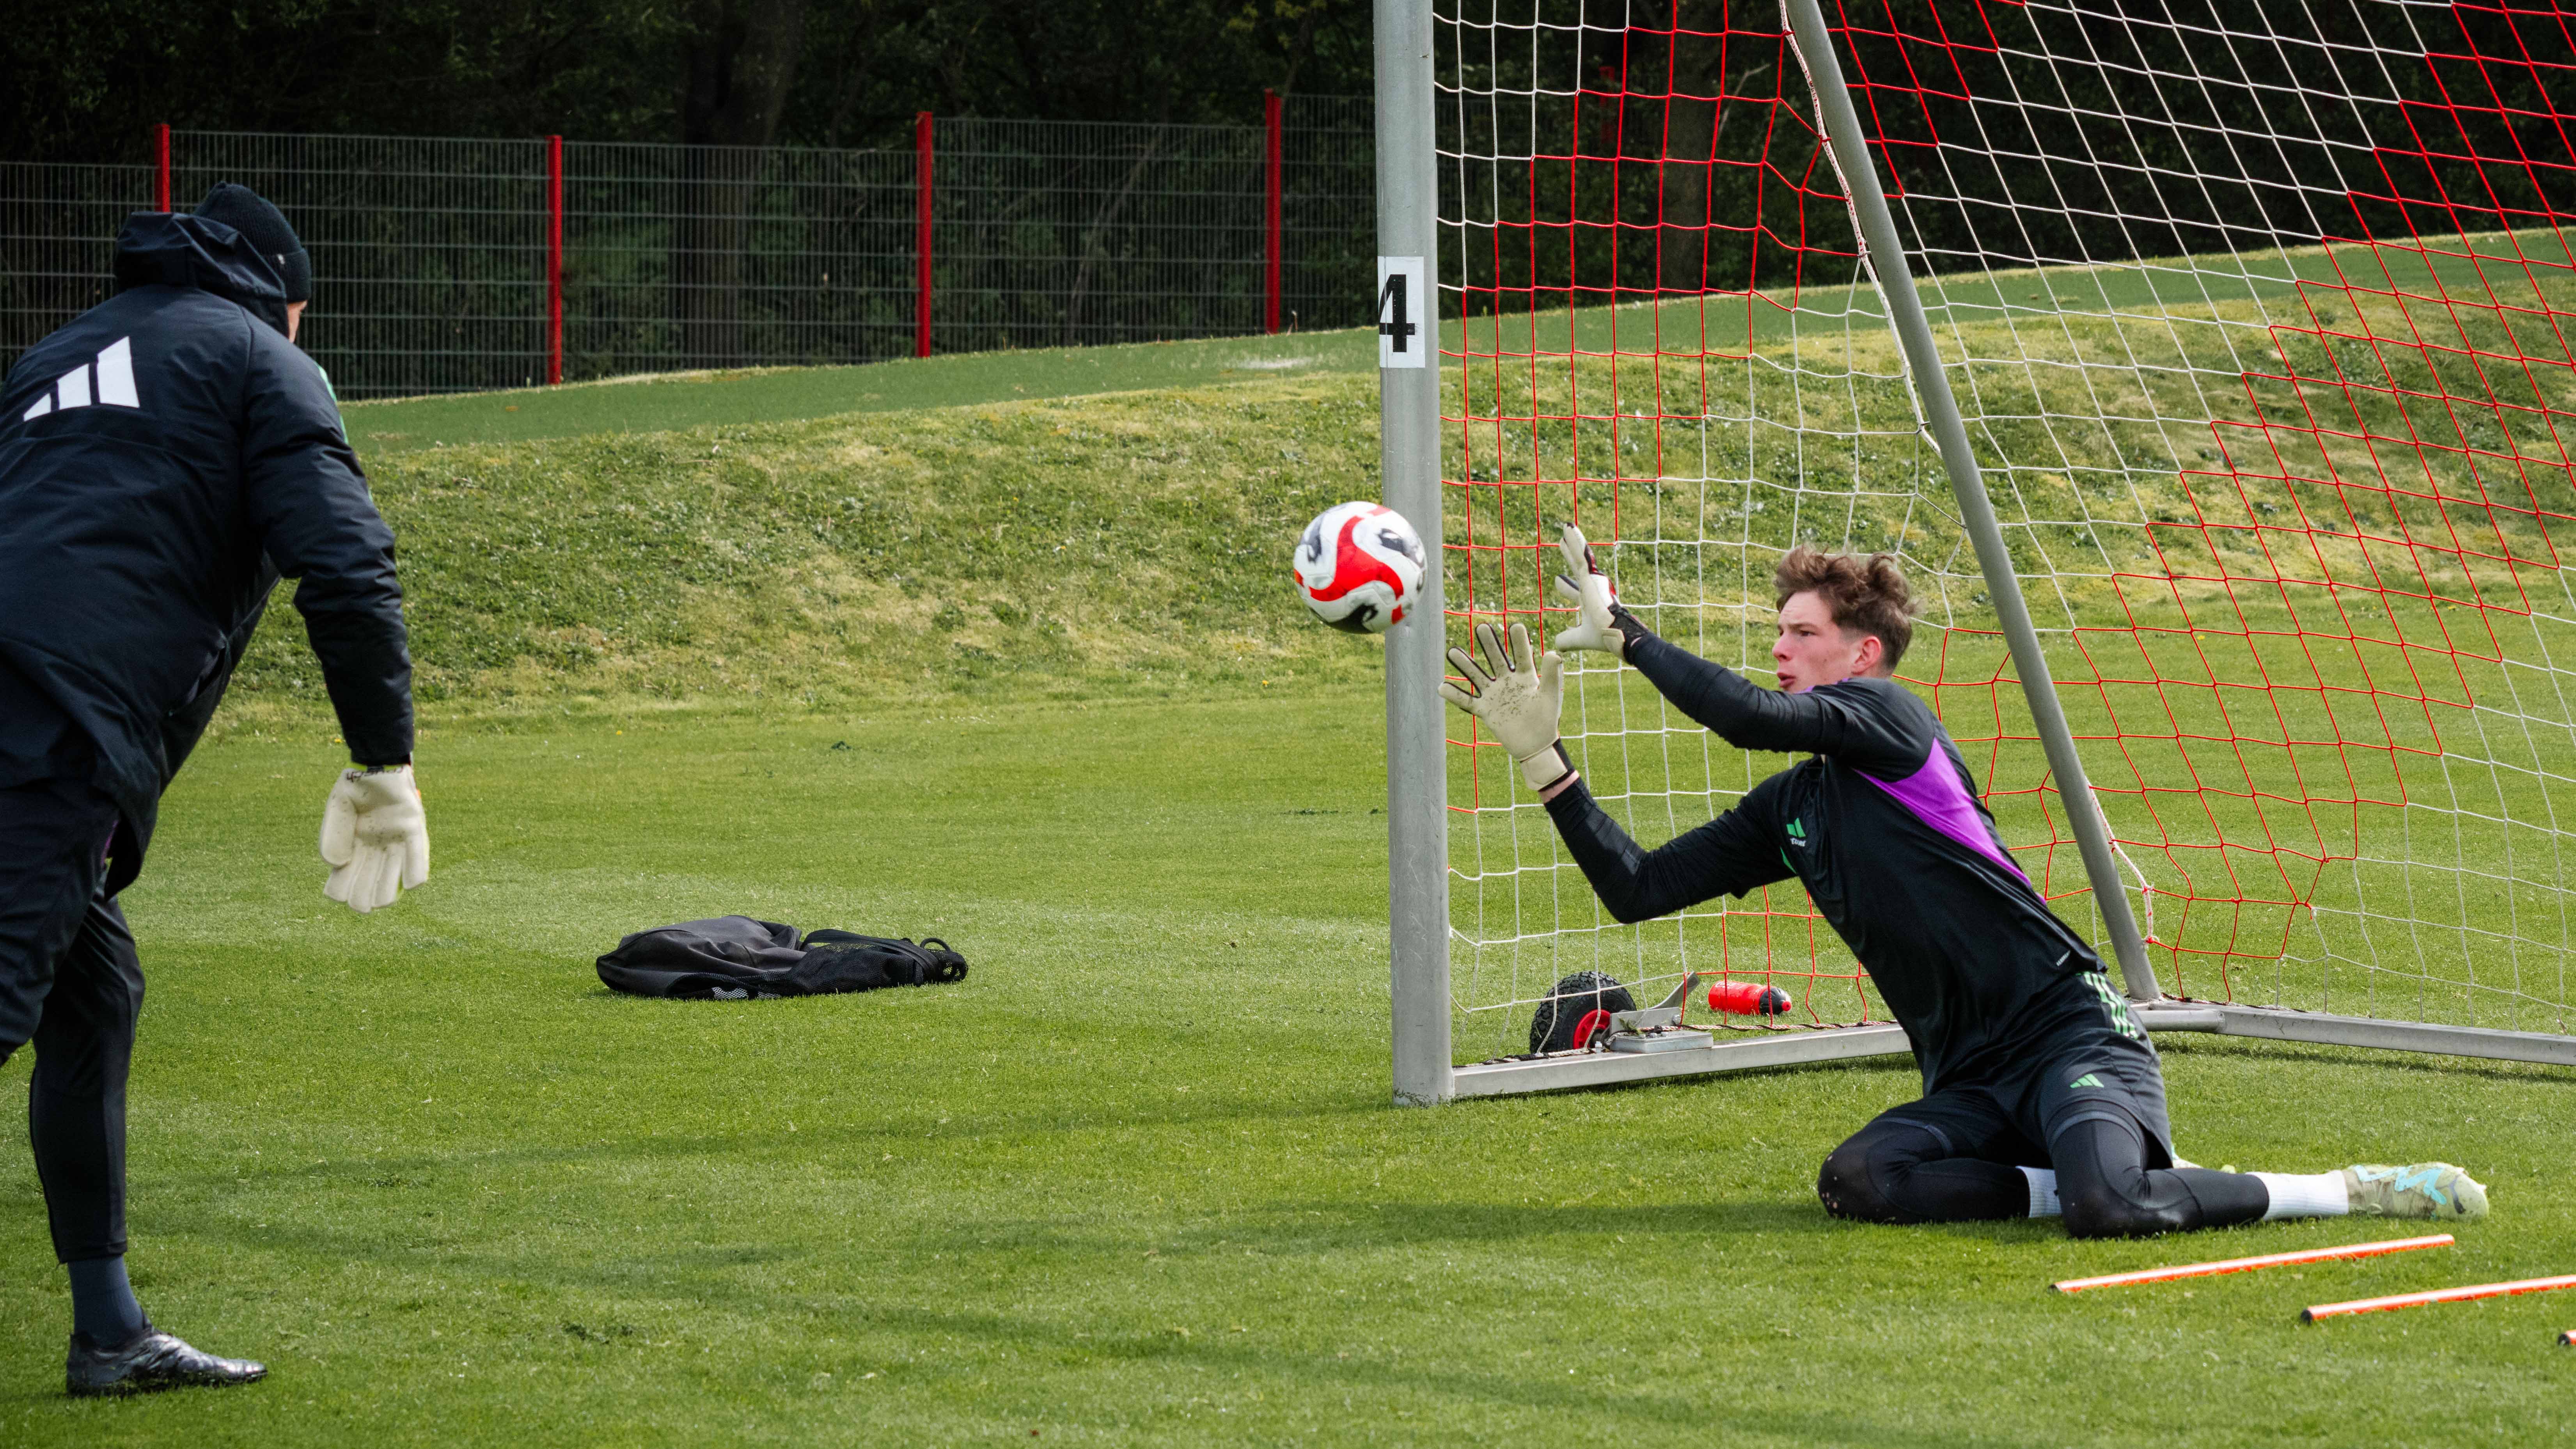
[20,337,138,420]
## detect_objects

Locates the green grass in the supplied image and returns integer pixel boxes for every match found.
[14,253,2576,1437]
[5,696,2575,1446]
[222,370,1393,728]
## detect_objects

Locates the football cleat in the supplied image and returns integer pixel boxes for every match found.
[2341,1162,2489,1220]
[66,1327,266,1397]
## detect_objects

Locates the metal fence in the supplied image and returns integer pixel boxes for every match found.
[564,138,915,380]
[934,99,1375,353]
[176,134,555,396]
[0,99,1375,399]
[1,164,160,372]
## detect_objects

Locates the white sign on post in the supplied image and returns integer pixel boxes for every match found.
[1376,256,1427,369]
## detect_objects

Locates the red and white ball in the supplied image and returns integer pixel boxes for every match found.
[1293,501,1426,634]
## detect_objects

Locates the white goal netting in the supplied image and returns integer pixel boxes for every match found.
[1439,0,2576,1062]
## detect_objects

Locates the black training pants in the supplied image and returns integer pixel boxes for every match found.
[0,777,142,1263]
[1817,1114,2269,1236]
[1814,1049,2271,1236]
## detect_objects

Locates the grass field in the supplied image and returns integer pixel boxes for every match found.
[6,312,2576,1442]
[5,699,2575,1446]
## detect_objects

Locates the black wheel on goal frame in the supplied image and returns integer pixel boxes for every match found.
[1528,971,1635,1055]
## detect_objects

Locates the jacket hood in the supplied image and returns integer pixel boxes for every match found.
[111,212,292,336]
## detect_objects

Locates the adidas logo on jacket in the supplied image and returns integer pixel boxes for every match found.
[19,338,139,420]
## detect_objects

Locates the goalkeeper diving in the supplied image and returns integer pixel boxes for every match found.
[1439,528,2486,1236]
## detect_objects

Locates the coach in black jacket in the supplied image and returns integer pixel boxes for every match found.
[0,184,428,1396]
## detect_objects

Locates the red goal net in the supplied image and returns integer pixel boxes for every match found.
[1440,0,2576,1060]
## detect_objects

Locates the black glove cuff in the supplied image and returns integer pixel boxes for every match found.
[1607,604,1656,657]
[1520,741,1577,793]
[1541,741,1575,787]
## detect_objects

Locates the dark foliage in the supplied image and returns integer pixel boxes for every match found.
[2,0,1373,163]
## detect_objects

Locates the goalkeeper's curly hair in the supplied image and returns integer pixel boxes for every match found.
[1774,545,1917,674]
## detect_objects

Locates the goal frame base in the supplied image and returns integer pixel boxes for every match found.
[1445,1002,2576,1100]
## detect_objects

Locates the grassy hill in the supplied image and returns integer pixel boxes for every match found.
[226,368,1387,735]
[337,328,1380,456]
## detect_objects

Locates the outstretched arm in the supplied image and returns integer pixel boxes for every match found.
[1619,623,1865,757]
[1542,776,1792,924]
[1551,523,1898,761]
[1436,615,1794,924]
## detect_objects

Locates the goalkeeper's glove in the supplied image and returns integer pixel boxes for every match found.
[319,764,429,915]
[1436,621,1576,793]
[1551,522,1628,657]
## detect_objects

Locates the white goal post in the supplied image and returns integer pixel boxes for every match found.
[1379,0,2576,1102]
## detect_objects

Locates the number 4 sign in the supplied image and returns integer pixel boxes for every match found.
[1377,256,1426,369]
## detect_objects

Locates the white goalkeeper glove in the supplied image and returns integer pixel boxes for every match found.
[319,764,429,915]
[1437,621,1576,793]
[1551,522,1627,657]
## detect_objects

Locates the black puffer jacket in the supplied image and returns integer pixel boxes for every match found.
[0,211,412,891]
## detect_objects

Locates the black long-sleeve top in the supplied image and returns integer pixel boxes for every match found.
[1544,627,2150,1092]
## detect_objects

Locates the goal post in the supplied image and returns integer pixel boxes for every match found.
[1380,0,1455,1107]
[1391,0,2576,1102]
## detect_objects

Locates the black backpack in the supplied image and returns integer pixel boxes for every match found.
[596,916,969,1000]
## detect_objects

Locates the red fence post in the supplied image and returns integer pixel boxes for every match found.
[155,124,172,211]
[915,111,935,359]
[547,135,565,385]
[1265,91,1283,335]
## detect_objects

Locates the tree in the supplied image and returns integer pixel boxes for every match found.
[0,1,683,163]
[0,0,1372,163]
[673,0,812,365]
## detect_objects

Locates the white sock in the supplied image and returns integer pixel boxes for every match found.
[2251,1171,2351,1220]
[2019,1166,2062,1218]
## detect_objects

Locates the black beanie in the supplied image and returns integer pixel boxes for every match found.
[194,182,312,302]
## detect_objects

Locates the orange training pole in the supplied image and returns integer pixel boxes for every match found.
[2303,1273,2576,1322]
[2052,1235,2453,1293]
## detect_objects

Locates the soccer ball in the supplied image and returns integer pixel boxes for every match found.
[1293,501,1426,634]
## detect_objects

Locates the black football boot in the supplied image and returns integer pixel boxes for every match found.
[66,1326,266,1397]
